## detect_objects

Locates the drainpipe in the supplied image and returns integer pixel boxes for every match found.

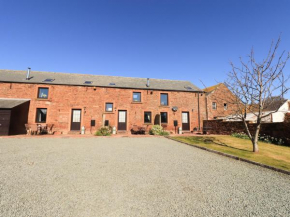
[198,92,201,131]
[205,94,208,120]
[26,67,31,80]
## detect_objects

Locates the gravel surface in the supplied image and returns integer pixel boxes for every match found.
[0,137,289,217]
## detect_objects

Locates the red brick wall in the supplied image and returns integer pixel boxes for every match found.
[206,84,239,119]
[0,82,206,134]
[203,120,290,145]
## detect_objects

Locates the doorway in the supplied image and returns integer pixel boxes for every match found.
[118,110,127,130]
[71,109,81,131]
[182,112,190,131]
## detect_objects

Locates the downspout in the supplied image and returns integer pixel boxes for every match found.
[198,92,200,131]
[205,94,208,120]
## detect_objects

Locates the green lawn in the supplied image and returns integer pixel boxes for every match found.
[172,135,290,172]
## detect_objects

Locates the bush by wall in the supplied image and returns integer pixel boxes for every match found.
[231,132,285,145]
[95,126,112,136]
[149,125,169,136]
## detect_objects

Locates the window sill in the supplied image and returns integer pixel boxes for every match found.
[159,105,170,108]
[143,123,153,125]
[36,98,50,101]
[104,112,115,114]
[131,102,142,104]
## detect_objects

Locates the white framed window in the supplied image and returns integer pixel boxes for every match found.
[212,102,217,110]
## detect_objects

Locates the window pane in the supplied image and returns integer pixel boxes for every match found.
[212,102,217,110]
[182,113,188,123]
[36,108,47,123]
[119,111,126,122]
[106,103,113,112]
[144,112,151,123]
[133,92,141,102]
[38,88,48,99]
[161,112,167,123]
[72,110,81,122]
[160,94,168,106]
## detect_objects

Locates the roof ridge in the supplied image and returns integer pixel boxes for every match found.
[0,69,192,83]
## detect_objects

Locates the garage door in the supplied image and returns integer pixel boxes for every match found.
[0,110,11,136]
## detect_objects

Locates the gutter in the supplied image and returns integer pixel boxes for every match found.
[0,81,204,93]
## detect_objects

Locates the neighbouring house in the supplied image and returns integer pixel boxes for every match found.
[0,69,207,135]
[203,83,238,120]
[225,97,290,123]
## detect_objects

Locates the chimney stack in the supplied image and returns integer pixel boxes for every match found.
[146,78,150,87]
[26,67,31,80]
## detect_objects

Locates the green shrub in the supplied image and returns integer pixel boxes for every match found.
[95,126,112,136]
[149,125,163,135]
[149,125,169,136]
[231,132,249,140]
[231,132,285,145]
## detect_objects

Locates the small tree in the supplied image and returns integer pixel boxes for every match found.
[225,36,290,152]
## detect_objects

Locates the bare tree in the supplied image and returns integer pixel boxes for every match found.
[225,36,290,152]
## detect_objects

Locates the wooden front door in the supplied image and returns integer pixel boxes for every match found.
[118,110,127,130]
[182,112,190,131]
[71,109,81,131]
[0,109,11,136]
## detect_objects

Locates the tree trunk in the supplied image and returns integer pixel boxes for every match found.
[252,138,259,153]
[252,123,261,153]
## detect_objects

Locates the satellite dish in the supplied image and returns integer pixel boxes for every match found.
[172,106,178,112]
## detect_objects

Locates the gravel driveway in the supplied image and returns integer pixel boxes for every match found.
[0,137,289,217]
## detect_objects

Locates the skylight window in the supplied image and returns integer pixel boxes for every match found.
[109,83,116,85]
[84,81,93,84]
[184,86,192,90]
[43,79,55,82]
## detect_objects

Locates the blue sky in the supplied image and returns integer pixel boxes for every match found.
[1,0,290,96]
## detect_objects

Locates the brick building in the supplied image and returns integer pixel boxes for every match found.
[0,69,207,135]
[203,83,238,120]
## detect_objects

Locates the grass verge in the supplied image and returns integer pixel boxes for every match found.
[172,135,290,172]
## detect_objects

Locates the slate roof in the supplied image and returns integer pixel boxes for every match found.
[0,98,30,109]
[0,69,201,92]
